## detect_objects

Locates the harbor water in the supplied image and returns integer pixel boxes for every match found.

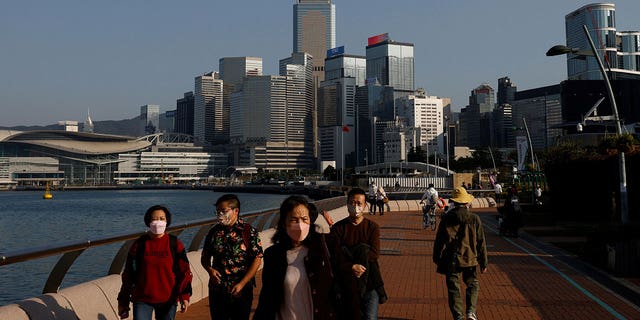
[0,189,290,306]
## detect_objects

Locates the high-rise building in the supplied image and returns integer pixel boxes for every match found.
[565,3,640,80]
[293,0,336,84]
[459,84,494,148]
[396,89,444,155]
[140,104,160,136]
[280,52,316,166]
[175,91,195,136]
[229,75,313,170]
[366,33,415,100]
[219,57,263,87]
[194,72,224,145]
[497,77,517,106]
[218,57,263,146]
[324,49,366,86]
[318,77,357,170]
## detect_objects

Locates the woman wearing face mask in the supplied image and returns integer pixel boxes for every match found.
[254,196,339,320]
[117,205,193,320]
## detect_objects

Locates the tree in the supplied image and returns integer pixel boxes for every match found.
[323,165,337,181]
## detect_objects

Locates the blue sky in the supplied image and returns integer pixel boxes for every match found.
[2,1,640,126]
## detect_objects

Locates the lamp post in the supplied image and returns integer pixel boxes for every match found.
[546,24,629,225]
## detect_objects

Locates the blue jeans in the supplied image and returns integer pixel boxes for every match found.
[133,301,177,320]
[361,289,379,320]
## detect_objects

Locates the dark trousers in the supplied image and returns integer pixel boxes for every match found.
[369,196,377,213]
[445,266,479,319]
[376,199,385,214]
[208,285,253,320]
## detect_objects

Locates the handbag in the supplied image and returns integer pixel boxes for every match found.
[382,196,389,204]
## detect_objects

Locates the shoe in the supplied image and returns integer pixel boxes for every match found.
[467,312,477,320]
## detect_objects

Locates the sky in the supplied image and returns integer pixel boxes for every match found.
[2,1,640,127]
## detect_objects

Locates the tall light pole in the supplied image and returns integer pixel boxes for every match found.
[546,24,629,225]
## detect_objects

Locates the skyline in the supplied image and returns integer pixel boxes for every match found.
[2,1,640,127]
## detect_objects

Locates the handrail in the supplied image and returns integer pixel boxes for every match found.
[0,195,347,295]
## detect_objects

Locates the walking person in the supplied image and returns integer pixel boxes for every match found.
[254,196,338,320]
[201,194,264,320]
[368,182,378,215]
[375,184,387,216]
[331,188,387,319]
[117,205,193,320]
[433,187,488,320]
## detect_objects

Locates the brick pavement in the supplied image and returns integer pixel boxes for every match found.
[178,207,640,320]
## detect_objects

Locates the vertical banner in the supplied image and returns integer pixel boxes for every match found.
[516,136,528,171]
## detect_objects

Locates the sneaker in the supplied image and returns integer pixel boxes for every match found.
[467,312,477,320]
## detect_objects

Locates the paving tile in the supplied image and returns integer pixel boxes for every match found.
[178,207,640,320]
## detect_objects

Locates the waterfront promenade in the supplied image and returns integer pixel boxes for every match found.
[178,207,640,320]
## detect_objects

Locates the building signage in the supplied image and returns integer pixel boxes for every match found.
[327,46,344,58]
[367,33,389,46]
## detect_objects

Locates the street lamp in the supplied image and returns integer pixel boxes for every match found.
[546,24,629,225]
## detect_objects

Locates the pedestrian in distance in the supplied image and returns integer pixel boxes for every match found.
[254,195,339,320]
[494,183,503,205]
[117,205,193,320]
[375,184,387,215]
[201,194,264,320]
[330,188,387,320]
[368,181,378,215]
[433,187,488,320]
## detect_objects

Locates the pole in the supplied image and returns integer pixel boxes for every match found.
[583,24,628,224]
[521,117,536,170]
[341,128,344,186]
[445,121,450,175]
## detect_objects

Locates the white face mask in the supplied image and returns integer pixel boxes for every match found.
[217,208,235,226]
[149,220,167,235]
[286,222,310,242]
[348,204,365,218]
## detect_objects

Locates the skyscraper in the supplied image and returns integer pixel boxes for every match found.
[175,91,195,136]
[140,104,160,136]
[293,0,336,84]
[366,33,415,99]
[194,72,224,144]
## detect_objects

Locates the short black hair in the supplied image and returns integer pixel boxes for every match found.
[347,188,367,201]
[428,183,434,188]
[144,205,172,227]
[216,194,241,211]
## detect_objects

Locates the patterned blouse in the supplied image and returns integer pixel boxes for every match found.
[202,219,263,290]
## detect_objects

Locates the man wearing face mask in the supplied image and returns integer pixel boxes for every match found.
[201,194,263,320]
[330,188,387,320]
[117,205,192,320]
[255,195,338,320]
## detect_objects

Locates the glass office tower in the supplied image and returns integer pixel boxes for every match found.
[293,0,336,84]
[565,3,617,80]
[365,33,414,99]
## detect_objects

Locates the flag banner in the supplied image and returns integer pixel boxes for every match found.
[516,136,528,171]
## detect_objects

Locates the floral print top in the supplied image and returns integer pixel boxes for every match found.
[202,219,263,291]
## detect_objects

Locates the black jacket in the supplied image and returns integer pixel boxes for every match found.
[254,233,337,320]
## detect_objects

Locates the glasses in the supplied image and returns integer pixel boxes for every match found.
[216,207,235,217]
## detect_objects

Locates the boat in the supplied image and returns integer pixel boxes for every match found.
[43,183,53,199]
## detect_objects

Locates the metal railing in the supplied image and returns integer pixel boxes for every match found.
[0,196,346,295]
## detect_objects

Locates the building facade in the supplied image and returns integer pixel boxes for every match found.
[365,33,415,100]
[175,91,195,136]
[194,72,224,145]
[395,90,444,155]
[140,105,160,136]
[293,0,336,84]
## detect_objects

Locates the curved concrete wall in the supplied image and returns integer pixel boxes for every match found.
[0,199,497,318]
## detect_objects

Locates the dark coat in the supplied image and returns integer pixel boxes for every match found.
[433,205,488,274]
[254,233,337,320]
